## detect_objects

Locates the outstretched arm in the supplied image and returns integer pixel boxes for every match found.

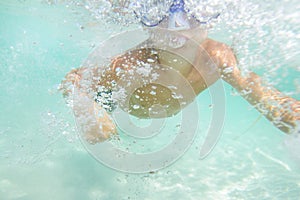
[230,72,300,133]
[203,39,300,134]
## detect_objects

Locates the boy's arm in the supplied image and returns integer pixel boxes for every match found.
[203,39,300,134]
[60,67,117,144]
[231,72,300,133]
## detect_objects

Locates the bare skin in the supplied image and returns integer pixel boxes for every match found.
[61,32,300,143]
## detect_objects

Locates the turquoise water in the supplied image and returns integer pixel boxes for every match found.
[0,0,300,199]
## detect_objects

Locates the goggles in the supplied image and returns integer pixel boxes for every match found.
[132,0,220,30]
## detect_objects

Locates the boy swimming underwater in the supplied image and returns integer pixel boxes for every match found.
[60,0,300,143]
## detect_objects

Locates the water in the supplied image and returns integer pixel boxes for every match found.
[0,0,300,199]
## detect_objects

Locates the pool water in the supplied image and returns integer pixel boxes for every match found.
[0,0,300,199]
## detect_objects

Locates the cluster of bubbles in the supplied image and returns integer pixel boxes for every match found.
[82,0,137,26]
[62,0,223,27]
[184,0,225,24]
[84,0,223,26]
[215,0,300,96]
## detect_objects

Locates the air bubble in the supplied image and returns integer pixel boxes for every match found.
[147,58,155,63]
[150,90,156,95]
[133,104,140,110]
